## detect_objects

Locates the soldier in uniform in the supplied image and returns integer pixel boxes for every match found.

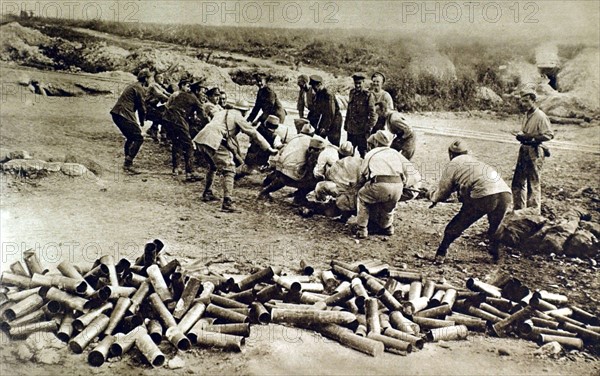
[374,102,416,160]
[344,73,377,157]
[308,75,342,146]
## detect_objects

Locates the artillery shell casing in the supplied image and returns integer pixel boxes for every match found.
[299,291,325,305]
[382,327,424,349]
[561,322,600,343]
[389,311,419,335]
[388,269,422,282]
[120,314,144,333]
[2,308,45,332]
[159,258,180,279]
[44,287,87,312]
[320,324,384,357]
[412,316,455,329]
[254,284,283,303]
[519,322,578,338]
[492,306,533,337]
[148,293,177,328]
[196,281,215,304]
[403,296,429,316]
[345,298,360,314]
[355,324,367,337]
[57,261,95,296]
[485,297,515,313]
[3,293,44,321]
[365,298,381,334]
[173,277,202,319]
[363,276,385,297]
[430,290,445,306]
[415,304,452,319]
[1,272,33,289]
[407,281,422,301]
[367,332,413,353]
[299,260,314,275]
[480,303,510,319]
[107,286,137,299]
[69,314,110,353]
[170,268,185,301]
[146,265,172,302]
[147,319,163,344]
[206,304,249,324]
[115,258,131,274]
[320,270,338,292]
[331,265,358,281]
[201,323,250,337]
[210,294,248,309]
[422,280,436,299]
[110,326,146,356]
[125,272,146,288]
[440,289,457,308]
[351,278,368,308]
[530,317,560,329]
[177,302,206,333]
[271,308,356,326]
[104,297,131,335]
[384,277,398,294]
[537,334,583,350]
[73,302,113,331]
[135,333,166,367]
[530,296,558,311]
[225,288,255,305]
[379,290,403,312]
[330,260,359,272]
[9,261,29,277]
[379,313,391,331]
[250,302,270,325]
[57,313,74,342]
[467,306,502,324]
[546,310,586,328]
[532,290,568,305]
[300,283,324,293]
[99,255,119,287]
[234,266,282,292]
[24,251,47,275]
[323,285,354,306]
[427,325,469,342]
[88,335,116,367]
[165,326,191,351]
[570,305,599,326]
[466,278,502,298]
[31,273,89,295]
[191,329,244,351]
[129,281,151,314]
[445,314,487,331]
[7,287,41,302]
[9,320,58,337]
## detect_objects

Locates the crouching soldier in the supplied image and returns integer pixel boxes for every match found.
[429,140,512,265]
[194,100,277,212]
[354,130,405,239]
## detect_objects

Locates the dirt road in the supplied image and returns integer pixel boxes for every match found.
[1,65,599,375]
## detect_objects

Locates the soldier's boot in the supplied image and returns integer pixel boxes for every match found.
[221,197,239,213]
[123,156,141,175]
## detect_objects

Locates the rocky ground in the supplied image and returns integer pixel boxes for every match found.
[0,62,599,374]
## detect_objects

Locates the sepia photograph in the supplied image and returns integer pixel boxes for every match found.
[0,0,598,374]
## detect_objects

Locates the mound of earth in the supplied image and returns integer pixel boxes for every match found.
[0,22,53,66]
[556,48,600,112]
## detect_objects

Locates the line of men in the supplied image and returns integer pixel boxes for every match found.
[111,69,553,265]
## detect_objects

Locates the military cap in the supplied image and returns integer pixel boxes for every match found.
[265,115,280,129]
[371,71,386,83]
[206,87,221,97]
[448,139,469,154]
[352,72,366,81]
[232,99,251,111]
[339,141,354,157]
[520,88,537,100]
[368,130,394,147]
[300,123,316,136]
[309,135,327,150]
[137,68,152,81]
[309,75,323,84]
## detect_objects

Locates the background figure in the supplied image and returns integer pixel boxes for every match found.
[375,102,416,160]
[145,72,171,142]
[308,75,342,146]
[219,91,233,109]
[430,140,512,265]
[370,72,394,134]
[110,68,150,174]
[296,74,314,119]
[511,89,554,215]
[246,73,286,126]
[344,72,377,157]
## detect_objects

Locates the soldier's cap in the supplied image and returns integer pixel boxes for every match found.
[178,78,191,88]
[137,68,152,81]
[232,99,251,111]
[309,135,327,150]
[189,81,207,92]
[339,141,354,157]
[266,115,280,129]
[206,87,221,97]
[448,139,469,154]
[389,112,409,129]
[520,88,537,100]
[254,72,268,80]
[368,130,394,147]
[309,75,323,84]
[298,74,310,82]
[352,72,366,81]
[371,71,386,82]
[299,123,315,136]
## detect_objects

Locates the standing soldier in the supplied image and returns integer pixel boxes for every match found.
[430,140,512,265]
[374,102,416,160]
[511,89,554,215]
[194,100,277,212]
[309,75,343,146]
[247,73,286,127]
[296,74,314,120]
[110,68,151,174]
[162,81,205,182]
[370,72,394,133]
[354,130,405,239]
[145,72,171,142]
[344,73,377,157]
[203,87,224,121]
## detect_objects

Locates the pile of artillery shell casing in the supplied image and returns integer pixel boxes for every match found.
[1,243,599,368]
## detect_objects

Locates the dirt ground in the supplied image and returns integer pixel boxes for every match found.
[0,64,599,375]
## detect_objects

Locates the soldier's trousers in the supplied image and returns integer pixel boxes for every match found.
[512,145,544,214]
[436,192,512,257]
[167,121,194,174]
[111,113,144,161]
[356,182,403,230]
[198,144,236,199]
[347,133,368,157]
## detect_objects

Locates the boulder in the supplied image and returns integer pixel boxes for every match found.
[563,230,599,258]
[475,87,504,105]
[61,163,92,177]
[2,159,47,175]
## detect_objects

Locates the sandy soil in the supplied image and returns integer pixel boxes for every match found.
[0,64,599,375]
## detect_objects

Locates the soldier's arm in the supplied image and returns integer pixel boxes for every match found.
[236,113,273,151]
[533,113,554,142]
[367,92,377,132]
[136,86,146,125]
[246,90,263,123]
[430,163,456,203]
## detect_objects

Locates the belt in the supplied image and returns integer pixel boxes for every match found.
[369,175,403,184]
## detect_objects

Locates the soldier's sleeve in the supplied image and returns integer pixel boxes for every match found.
[533,112,554,142]
[297,90,305,118]
[136,86,146,125]
[320,91,336,132]
[236,112,271,150]
[367,92,377,132]
[430,161,456,203]
[343,91,352,129]
[247,90,263,122]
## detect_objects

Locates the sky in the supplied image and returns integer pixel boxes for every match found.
[3,0,599,42]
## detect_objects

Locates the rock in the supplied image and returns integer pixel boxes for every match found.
[8,150,32,160]
[563,230,599,258]
[536,220,579,255]
[475,87,504,105]
[15,343,33,361]
[580,221,600,239]
[61,163,92,177]
[45,162,63,172]
[533,341,563,357]
[2,159,47,175]
[168,356,185,369]
[498,348,511,356]
[35,348,61,364]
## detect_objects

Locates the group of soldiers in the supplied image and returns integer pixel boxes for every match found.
[110,68,553,265]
